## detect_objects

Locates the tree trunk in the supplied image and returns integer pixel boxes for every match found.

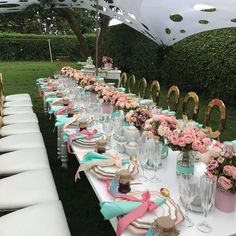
[98,14,110,67]
[56,8,91,58]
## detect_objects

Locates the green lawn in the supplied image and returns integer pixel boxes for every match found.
[0,61,235,235]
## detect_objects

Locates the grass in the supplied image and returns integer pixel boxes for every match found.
[0,61,235,235]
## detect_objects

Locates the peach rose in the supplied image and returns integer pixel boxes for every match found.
[223,165,234,176]
[218,176,233,190]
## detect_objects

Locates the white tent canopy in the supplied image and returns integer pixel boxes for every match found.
[0,0,236,45]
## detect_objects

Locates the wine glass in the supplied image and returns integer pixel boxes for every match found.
[150,140,162,182]
[197,175,216,233]
[179,174,198,227]
[102,119,114,149]
[136,142,147,182]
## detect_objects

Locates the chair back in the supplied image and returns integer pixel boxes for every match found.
[182,92,199,121]
[204,98,226,139]
[127,75,136,93]
[138,77,147,99]
[119,72,127,88]
[149,80,160,104]
[166,85,180,112]
[0,73,4,97]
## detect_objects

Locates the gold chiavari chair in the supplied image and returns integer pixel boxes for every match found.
[138,77,147,99]
[166,85,180,112]
[127,74,136,94]
[119,72,127,89]
[204,98,226,139]
[0,73,4,98]
[149,80,160,104]
[182,92,199,121]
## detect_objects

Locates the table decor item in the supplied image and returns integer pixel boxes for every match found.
[118,169,132,194]
[201,141,236,212]
[78,119,88,131]
[75,151,130,180]
[179,174,198,227]
[197,175,217,233]
[125,108,152,130]
[124,125,140,143]
[99,191,183,236]
[125,142,138,157]
[146,216,180,236]
[95,139,107,154]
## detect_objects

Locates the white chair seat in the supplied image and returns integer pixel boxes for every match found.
[0,148,49,175]
[4,100,33,108]
[3,107,33,116]
[5,94,31,102]
[0,133,45,152]
[0,201,71,236]
[3,113,38,125]
[0,169,59,210]
[0,123,40,136]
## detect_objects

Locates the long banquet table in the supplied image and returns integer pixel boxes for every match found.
[39,78,236,236]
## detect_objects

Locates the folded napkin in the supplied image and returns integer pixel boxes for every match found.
[162,109,176,116]
[189,121,203,129]
[75,152,130,180]
[55,116,70,127]
[46,97,59,103]
[100,198,165,220]
[49,105,64,114]
[112,110,122,118]
[63,132,103,142]
[140,99,153,105]
[100,191,165,236]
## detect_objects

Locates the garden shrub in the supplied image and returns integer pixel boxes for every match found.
[0,33,96,61]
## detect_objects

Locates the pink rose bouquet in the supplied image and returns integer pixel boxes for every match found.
[204,142,236,193]
[125,108,152,130]
[167,124,211,153]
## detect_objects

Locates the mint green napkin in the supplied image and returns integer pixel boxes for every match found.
[81,151,130,165]
[55,116,69,127]
[49,106,63,115]
[162,109,176,116]
[100,198,165,220]
[140,99,153,104]
[117,87,126,92]
[46,97,58,103]
[112,110,122,118]
[190,121,203,129]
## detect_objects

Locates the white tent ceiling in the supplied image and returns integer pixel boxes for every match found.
[1,0,236,46]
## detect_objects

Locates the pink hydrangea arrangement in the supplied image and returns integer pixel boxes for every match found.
[166,124,211,153]
[125,108,152,130]
[202,142,236,193]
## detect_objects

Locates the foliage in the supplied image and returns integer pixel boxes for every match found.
[0,33,96,61]
[105,24,236,106]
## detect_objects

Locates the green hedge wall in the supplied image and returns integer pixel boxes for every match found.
[0,33,96,61]
[106,24,236,106]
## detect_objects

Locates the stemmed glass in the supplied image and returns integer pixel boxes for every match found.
[136,141,147,182]
[150,140,162,182]
[197,175,216,233]
[179,174,198,227]
[102,118,114,149]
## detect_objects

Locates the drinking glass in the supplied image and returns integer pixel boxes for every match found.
[102,119,114,149]
[136,142,147,182]
[197,176,216,233]
[179,174,198,227]
[150,140,162,182]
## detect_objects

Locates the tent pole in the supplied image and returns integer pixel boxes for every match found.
[95,0,99,76]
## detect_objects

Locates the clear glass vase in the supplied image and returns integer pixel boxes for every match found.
[176,151,195,176]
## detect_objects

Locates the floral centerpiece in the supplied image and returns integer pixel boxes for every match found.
[125,108,152,130]
[145,114,177,142]
[166,124,211,175]
[202,142,236,212]
[114,95,139,113]
[102,56,113,69]
[61,66,76,78]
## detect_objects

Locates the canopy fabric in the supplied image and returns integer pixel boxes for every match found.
[1,0,236,45]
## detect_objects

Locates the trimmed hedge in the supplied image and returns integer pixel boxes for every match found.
[0,33,96,61]
[105,25,236,106]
